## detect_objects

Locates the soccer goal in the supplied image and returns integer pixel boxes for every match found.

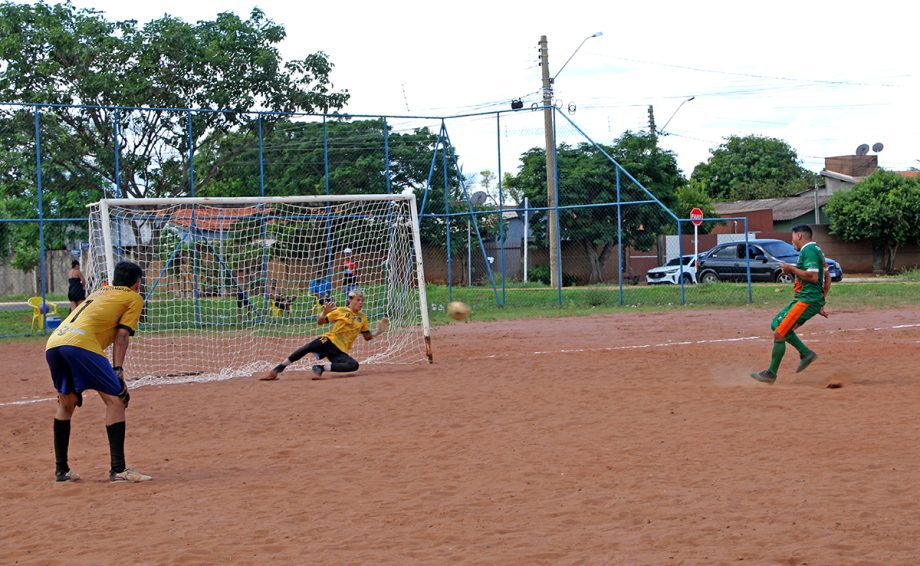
[86,195,432,384]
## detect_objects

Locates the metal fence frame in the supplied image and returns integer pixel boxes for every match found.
[1,101,751,337]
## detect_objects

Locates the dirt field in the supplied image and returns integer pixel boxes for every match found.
[2,306,920,564]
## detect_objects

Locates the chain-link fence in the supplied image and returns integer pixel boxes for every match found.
[1,102,753,338]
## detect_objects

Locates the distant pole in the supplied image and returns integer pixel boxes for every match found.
[523,196,529,282]
[648,105,657,137]
[540,35,559,288]
[814,181,819,224]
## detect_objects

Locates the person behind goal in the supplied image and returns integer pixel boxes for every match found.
[750,225,832,384]
[46,260,152,482]
[258,288,388,381]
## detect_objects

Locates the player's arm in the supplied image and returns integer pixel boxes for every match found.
[780,262,819,283]
[317,301,336,324]
[362,318,389,341]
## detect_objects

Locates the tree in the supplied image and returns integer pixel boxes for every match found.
[691,135,817,201]
[825,170,920,273]
[505,131,683,283]
[673,178,719,234]
[0,2,349,269]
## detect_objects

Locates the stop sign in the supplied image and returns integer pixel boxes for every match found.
[690,207,704,226]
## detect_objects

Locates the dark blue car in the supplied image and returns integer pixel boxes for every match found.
[697,239,843,284]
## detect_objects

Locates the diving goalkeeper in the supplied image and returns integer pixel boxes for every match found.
[258,288,389,381]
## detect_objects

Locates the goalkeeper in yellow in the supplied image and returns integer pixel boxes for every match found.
[259,288,388,381]
[751,225,832,384]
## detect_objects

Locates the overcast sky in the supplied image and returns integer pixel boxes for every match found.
[40,0,920,182]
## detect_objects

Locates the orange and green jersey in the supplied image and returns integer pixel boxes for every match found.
[793,242,825,307]
[323,307,370,353]
[46,286,144,356]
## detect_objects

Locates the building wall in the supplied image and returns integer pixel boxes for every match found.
[712,209,773,233]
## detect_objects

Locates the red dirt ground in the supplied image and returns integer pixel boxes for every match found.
[2,306,920,564]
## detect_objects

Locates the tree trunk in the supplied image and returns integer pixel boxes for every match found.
[872,243,885,275]
[583,242,602,284]
[886,243,899,274]
[582,242,614,284]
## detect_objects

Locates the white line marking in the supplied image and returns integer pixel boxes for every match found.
[2,321,918,408]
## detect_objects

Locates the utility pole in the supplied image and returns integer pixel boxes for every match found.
[540,35,559,288]
[648,105,657,137]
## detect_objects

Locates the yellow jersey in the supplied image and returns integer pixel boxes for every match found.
[46,286,144,356]
[323,307,370,354]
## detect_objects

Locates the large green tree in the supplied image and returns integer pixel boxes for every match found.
[505,131,683,282]
[825,170,920,273]
[0,2,349,269]
[691,135,817,201]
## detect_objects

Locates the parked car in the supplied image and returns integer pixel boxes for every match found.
[697,239,843,284]
[646,255,700,285]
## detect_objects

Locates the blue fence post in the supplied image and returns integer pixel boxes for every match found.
[113,109,124,260]
[496,112,506,306]
[113,109,121,198]
[678,219,685,305]
[616,169,623,305]
[744,218,752,304]
[323,115,334,299]
[258,112,269,320]
[552,108,563,306]
[443,121,452,302]
[258,113,265,197]
[187,110,200,325]
[34,107,47,333]
[383,117,391,194]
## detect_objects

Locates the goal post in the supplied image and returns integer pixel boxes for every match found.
[87,194,432,385]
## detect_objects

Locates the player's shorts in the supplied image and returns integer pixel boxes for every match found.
[771,300,822,338]
[46,345,122,396]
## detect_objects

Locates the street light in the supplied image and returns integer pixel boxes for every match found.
[659,96,695,136]
[553,32,604,82]
[540,32,602,289]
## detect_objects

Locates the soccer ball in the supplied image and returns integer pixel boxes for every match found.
[446,301,470,321]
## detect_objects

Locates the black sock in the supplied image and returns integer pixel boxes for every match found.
[53,419,71,474]
[106,421,126,474]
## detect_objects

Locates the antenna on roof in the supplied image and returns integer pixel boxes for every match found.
[470,191,488,206]
[872,142,884,153]
[855,144,870,156]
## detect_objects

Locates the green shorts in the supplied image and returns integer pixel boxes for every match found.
[771,300,822,337]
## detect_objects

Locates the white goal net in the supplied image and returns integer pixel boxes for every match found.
[86,195,431,385]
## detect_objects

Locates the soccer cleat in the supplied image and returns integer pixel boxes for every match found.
[55,469,81,482]
[750,370,777,384]
[110,468,152,483]
[311,364,324,377]
[796,351,818,373]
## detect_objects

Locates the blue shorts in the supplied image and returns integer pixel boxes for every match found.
[46,346,122,396]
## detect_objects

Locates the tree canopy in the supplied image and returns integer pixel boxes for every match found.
[691,135,817,201]
[0,1,350,269]
[825,170,920,273]
[505,131,683,282]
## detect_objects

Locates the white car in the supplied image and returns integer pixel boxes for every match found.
[646,255,699,285]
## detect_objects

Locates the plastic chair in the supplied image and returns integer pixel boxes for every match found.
[27,296,59,332]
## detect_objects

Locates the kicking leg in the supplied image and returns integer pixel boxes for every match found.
[259,338,324,381]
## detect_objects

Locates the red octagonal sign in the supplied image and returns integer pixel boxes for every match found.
[690,207,704,226]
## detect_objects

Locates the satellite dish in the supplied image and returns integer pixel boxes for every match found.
[470,191,488,206]
[872,142,884,152]
[856,144,870,156]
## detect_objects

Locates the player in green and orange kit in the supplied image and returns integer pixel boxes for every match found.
[751,225,832,384]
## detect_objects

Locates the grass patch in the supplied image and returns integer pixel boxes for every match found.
[3,281,919,340]
[0,293,68,303]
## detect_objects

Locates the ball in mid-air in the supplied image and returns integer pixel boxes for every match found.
[446,301,470,321]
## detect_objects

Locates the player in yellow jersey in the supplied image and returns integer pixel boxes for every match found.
[258,288,389,381]
[45,261,152,482]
